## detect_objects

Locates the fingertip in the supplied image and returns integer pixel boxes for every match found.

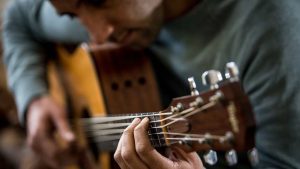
[132,117,141,124]
[63,132,75,142]
[140,117,150,128]
[142,117,149,123]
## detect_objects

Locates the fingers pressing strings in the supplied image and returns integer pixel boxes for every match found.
[114,118,148,169]
[79,101,222,146]
[133,118,174,169]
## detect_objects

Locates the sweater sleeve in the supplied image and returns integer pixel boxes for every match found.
[2,0,49,126]
[236,0,300,168]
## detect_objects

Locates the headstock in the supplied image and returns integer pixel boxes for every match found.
[158,62,256,166]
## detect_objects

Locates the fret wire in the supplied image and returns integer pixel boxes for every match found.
[155,112,161,147]
[81,112,172,124]
[154,113,162,147]
[148,112,158,147]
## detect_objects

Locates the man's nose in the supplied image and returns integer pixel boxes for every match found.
[91,25,115,44]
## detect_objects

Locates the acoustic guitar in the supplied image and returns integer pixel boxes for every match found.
[48,44,256,169]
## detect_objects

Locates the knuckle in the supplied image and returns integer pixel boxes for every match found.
[27,137,34,148]
[133,125,142,132]
[136,143,150,155]
[27,135,39,151]
[54,108,66,118]
[134,124,145,134]
[114,152,122,162]
[123,128,133,135]
[51,149,61,158]
[121,149,134,162]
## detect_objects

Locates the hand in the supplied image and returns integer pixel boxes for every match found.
[114,118,204,169]
[26,96,77,168]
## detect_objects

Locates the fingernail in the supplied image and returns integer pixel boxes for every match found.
[142,117,149,123]
[64,132,75,141]
[132,118,141,123]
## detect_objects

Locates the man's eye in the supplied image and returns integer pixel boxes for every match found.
[59,12,77,19]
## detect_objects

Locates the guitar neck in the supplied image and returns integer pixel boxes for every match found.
[82,112,166,151]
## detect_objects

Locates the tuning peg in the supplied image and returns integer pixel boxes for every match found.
[178,136,193,149]
[171,103,184,113]
[203,150,218,165]
[188,77,199,96]
[202,70,223,89]
[209,91,224,102]
[189,97,204,108]
[248,148,259,166]
[219,132,234,144]
[225,149,238,166]
[225,62,239,80]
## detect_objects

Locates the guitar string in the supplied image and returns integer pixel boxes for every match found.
[79,101,216,129]
[80,95,213,124]
[80,112,173,124]
[86,132,225,142]
[80,107,194,125]
[89,133,225,144]
[84,104,219,144]
[80,102,215,133]
[82,111,194,135]
[87,132,223,139]
[80,109,188,130]
[73,101,219,145]
[153,102,215,129]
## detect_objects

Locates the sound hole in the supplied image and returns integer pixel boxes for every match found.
[111,82,119,91]
[111,77,146,90]
[124,80,132,88]
[138,77,146,85]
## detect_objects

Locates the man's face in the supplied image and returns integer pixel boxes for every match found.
[50,0,164,48]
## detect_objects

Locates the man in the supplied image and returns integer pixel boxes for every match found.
[2,0,300,168]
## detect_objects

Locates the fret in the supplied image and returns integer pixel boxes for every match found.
[147,112,158,147]
[149,112,161,148]
[153,114,160,147]
[154,114,166,147]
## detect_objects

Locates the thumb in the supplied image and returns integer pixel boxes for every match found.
[52,108,75,142]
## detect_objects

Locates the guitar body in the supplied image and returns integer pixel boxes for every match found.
[48,45,162,169]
